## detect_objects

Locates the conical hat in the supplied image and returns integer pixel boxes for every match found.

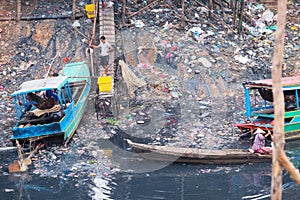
[255,128,265,134]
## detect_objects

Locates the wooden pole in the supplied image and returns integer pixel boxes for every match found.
[90,0,98,46]
[72,0,76,20]
[233,0,238,26]
[181,0,185,27]
[237,0,244,34]
[208,0,213,18]
[89,0,98,78]
[271,0,287,199]
[17,0,21,21]
[122,0,126,26]
[230,0,234,9]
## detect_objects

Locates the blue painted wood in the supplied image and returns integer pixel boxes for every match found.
[11,62,91,143]
[237,76,300,136]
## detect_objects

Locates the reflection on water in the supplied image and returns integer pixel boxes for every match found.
[106,163,274,200]
[1,143,300,200]
[91,175,114,200]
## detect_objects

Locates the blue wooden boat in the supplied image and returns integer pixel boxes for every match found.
[234,75,300,140]
[11,62,91,143]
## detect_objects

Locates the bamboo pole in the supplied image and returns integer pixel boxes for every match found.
[230,0,234,9]
[181,0,185,27]
[233,0,238,26]
[72,0,76,20]
[209,0,213,18]
[45,52,59,79]
[88,0,98,78]
[237,0,244,34]
[271,0,287,199]
[90,0,98,46]
[17,0,21,21]
[122,0,126,26]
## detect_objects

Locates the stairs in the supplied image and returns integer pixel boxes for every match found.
[99,4,115,71]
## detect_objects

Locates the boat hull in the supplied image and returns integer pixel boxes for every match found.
[127,140,272,164]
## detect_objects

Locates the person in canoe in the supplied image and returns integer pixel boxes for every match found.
[250,128,272,154]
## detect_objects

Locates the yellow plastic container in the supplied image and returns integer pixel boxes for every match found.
[98,76,112,92]
[85,4,94,19]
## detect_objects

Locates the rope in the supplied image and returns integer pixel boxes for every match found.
[119,60,146,97]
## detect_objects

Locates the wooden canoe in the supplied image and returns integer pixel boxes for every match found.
[127,140,272,164]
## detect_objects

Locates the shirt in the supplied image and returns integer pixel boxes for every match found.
[45,90,59,102]
[99,42,111,56]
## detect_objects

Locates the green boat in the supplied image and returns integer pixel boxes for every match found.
[235,75,300,140]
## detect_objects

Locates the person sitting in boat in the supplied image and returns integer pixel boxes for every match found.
[251,128,272,154]
[26,92,44,106]
[44,90,59,103]
[26,92,56,110]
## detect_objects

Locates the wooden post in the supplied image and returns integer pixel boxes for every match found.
[122,0,126,26]
[209,0,213,18]
[181,0,185,27]
[89,0,98,78]
[237,0,244,34]
[230,0,234,9]
[271,0,287,199]
[72,0,76,20]
[92,0,98,44]
[233,0,237,26]
[17,0,21,21]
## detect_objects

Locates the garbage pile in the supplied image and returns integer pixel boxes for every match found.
[0,0,298,178]
[111,0,299,149]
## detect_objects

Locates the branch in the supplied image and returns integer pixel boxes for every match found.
[128,0,160,18]
[278,151,300,186]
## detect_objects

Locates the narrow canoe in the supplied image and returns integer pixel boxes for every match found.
[127,140,272,164]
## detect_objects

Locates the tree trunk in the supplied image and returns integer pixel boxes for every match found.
[271,0,287,199]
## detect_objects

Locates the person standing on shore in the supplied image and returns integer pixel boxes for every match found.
[91,36,113,75]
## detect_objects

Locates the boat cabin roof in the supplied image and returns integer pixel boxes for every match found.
[244,75,300,91]
[12,76,68,96]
